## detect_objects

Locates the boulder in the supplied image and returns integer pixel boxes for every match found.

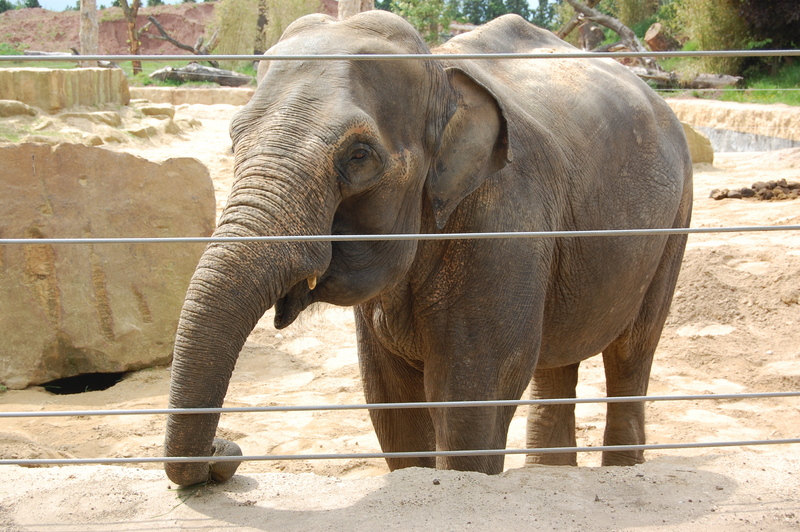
[681,122,714,164]
[0,100,37,118]
[0,143,216,389]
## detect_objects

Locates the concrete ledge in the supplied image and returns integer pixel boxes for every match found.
[0,68,130,113]
[130,86,255,106]
[667,99,800,152]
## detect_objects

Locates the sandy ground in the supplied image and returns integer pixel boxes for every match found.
[1,103,799,531]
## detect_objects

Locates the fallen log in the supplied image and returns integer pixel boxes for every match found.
[629,66,742,89]
[149,63,253,87]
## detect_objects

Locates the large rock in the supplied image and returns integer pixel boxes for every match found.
[0,143,215,389]
[0,68,130,113]
[681,122,714,164]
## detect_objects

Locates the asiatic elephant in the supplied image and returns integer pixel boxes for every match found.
[164,11,692,486]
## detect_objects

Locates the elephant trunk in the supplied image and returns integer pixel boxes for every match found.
[164,148,333,486]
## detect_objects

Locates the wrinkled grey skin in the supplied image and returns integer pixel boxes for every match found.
[164,11,692,486]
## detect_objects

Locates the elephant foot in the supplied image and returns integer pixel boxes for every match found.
[601,449,644,467]
[525,452,577,466]
[208,438,243,483]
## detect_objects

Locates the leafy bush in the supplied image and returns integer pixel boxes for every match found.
[0,42,23,55]
[209,0,320,69]
[675,0,749,76]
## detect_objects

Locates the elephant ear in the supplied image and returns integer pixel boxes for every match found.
[426,67,512,229]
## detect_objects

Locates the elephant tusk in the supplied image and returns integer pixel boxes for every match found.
[307,276,317,290]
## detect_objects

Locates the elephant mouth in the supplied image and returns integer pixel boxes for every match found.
[274,279,317,329]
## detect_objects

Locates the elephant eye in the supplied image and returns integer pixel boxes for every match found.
[337,141,383,188]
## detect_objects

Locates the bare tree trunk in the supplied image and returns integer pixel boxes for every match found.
[255,0,268,54]
[338,0,373,20]
[79,0,99,67]
[119,0,142,75]
[557,0,599,39]
[564,0,659,71]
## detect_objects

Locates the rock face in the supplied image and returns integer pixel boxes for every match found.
[668,99,800,152]
[0,143,216,389]
[0,68,130,113]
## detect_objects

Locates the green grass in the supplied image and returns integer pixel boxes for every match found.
[718,62,800,106]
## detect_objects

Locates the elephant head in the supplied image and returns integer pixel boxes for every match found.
[164,11,510,486]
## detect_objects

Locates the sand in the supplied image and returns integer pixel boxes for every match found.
[1,103,799,531]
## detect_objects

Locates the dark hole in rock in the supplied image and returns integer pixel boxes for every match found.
[42,372,125,395]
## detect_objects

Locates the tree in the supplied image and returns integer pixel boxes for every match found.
[118,0,143,75]
[80,0,99,67]
[677,0,748,75]
[391,0,455,44]
[25,0,42,8]
[739,0,799,51]
[147,0,163,6]
[0,0,14,13]
[460,0,532,26]
[529,0,556,29]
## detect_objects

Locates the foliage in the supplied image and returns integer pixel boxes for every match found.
[528,0,556,30]
[147,0,163,5]
[675,0,748,76]
[460,0,530,26]
[738,0,800,50]
[0,0,14,13]
[210,0,259,70]
[736,0,800,76]
[391,0,455,44]
[24,0,40,7]
[613,0,656,28]
[206,0,320,69]
[0,42,25,55]
[261,0,321,49]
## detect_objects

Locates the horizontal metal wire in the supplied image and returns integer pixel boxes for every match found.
[3,391,799,419]
[2,50,799,63]
[1,224,799,246]
[2,438,799,467]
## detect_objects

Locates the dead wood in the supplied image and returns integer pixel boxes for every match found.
[145,15,220,68]
[149,62,253,87]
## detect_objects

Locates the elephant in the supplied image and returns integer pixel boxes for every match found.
[164,11,693,487]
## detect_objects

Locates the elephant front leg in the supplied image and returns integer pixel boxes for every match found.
[356,313,436,470]
[525,363,579,466]
[429,403,517,474]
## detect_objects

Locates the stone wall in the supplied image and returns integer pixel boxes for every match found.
[129,87,255,106]
[667,99,800,152]
[0,68,130,113]
[0,143,215,389]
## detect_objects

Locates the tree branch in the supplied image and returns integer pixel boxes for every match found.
[564,0,660,71]
[556,0,600,39]
[145,15,219,68]
[146,15,195,53]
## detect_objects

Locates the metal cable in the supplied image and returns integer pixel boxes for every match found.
[2,391,799,419]
[3,50,800,63]
[2,439,799,467]
[1,224,799,246]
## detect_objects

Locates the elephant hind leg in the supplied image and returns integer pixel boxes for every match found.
[601,232,688,466]
[525,363,579,466]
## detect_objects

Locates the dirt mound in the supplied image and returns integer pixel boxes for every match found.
[0,3,215,55]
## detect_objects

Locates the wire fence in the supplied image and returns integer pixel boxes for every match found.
[1,46,798,470]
